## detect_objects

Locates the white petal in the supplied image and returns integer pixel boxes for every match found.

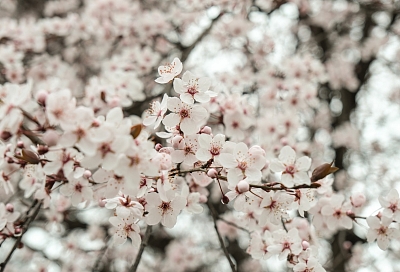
[279,146,296,165]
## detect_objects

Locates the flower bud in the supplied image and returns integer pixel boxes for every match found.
[346,210,355,219]
[237,180,250,193]
[109,97,120,107]
[1,131,12,141]
[200,126,212,134]
[350,192,366,208]
[207,169,218,178]
[302,241,310,250]
[36,90,48,106]
[6,203,14,213]
[37,145,49,155]
[98,198,106,207]
[171,135,183,149]
[83,170,92,179]
[14,227,22,236]
[199,195,208,203]
[155,143,163,151]
[43,130,59,147]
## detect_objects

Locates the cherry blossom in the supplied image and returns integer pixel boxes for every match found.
[109,214,141,247]
[259,191,295,225]
[143,94,168,129]
[195,133,225,162]
[155,58,183,84]
[379,189,400,221]
[173,71,216,104]
[59,175,93,206]
[366,215,400,250]
[162,97,208,135]
[219,142,266,185]
[269,146,312,187]
[145,190,186,228]
[267,228,303,260]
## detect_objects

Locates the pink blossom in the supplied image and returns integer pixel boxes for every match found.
[270,146,311,187]
[145,190,186,228]
[173,71,216,104]
[162,97,208,135]
[155,58,183,84]
[366,215,400,250]
[109,214,141,247]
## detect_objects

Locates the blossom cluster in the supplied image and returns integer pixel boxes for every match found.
[0,0,398,271]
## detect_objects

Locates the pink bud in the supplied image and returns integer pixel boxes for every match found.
[237,180,250,193]
[83,170,92,179]
[109,97,120,107]
[346,210,355,218]
[36,90,48,106]
[14,227,22,236]
[6,203,14,213]
[1,131,12,141]
[171,135,183,149]
[200,126,212,134]
[155,143,163,151]
[98,199,106,207]
[199,195,208,203]
[42,130,59,147]
[302,241,310,250]
[17,141,24,149]
[207,169,218,178]
[92,119,101,127]
[37,145,49,155]
[350,192,366,208]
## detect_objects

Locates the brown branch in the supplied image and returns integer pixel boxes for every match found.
[0,200,42,272]
[180,12,223,63]
[130,225,152,272]
[207,202,236,272]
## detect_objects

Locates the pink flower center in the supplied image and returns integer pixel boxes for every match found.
[159,201,172,213]
[210,146,220,156]
[75,183,83,192]
[238,161,247,171]
[284,165,295,176]
[389,203,398,213]
[179,108,190,119]
[283,241,291,250]
[378,226,387,235]
[187,86,198,96]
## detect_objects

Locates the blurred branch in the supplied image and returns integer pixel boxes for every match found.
[207,202,237,272]
[0,200,42,272]
[130,225,152,272]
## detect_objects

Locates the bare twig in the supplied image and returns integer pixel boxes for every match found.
[218,217,250,234]
[0,200,42,272]
[207,202,236,272]
[130,225,152,272]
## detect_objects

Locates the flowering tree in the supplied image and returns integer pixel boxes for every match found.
[0,0,400,271]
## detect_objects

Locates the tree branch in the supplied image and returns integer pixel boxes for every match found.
[130,225,152,272]
[207,202,236,272]
[0,200,42,272]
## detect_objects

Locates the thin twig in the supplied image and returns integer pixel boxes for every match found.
[130,225,152,272]
[0,200,42,272]
[218,217,250,234]
[207,202,236,272]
